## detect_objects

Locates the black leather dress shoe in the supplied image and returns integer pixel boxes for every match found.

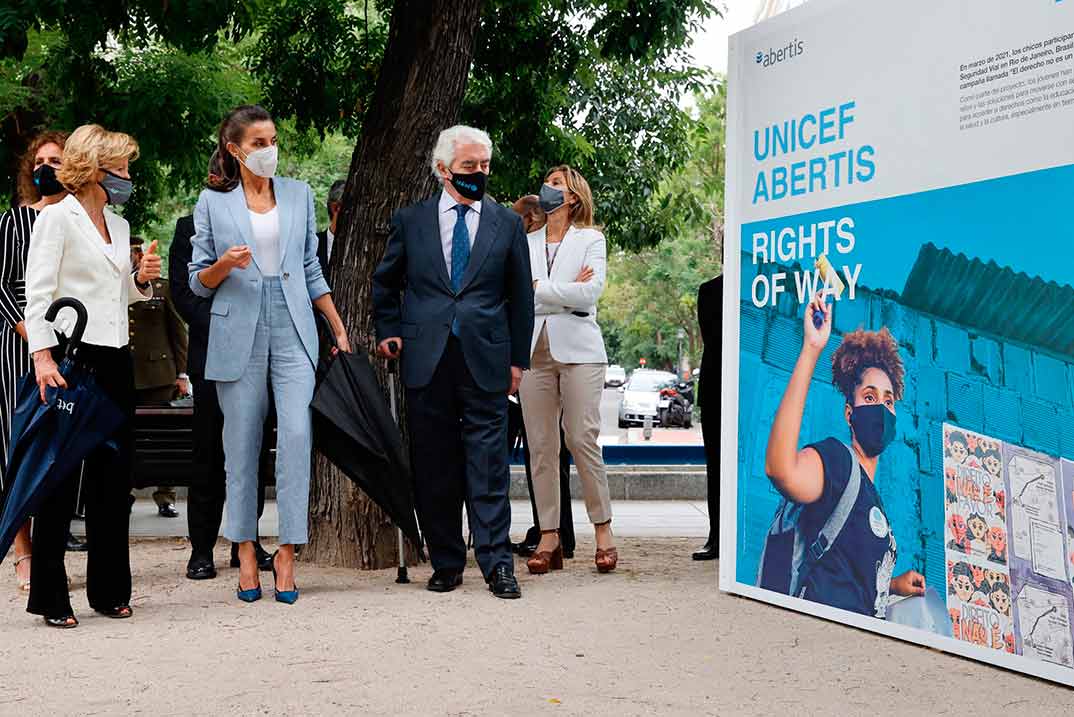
[255,543,274,571]
[487,565,521,599]
[427,570,464,593]
[692,542,718,561]
[229,542,275,571]
[157,503,180,518]
[186,555,217,580]
[66,532,88,552]
[512,540,538,557]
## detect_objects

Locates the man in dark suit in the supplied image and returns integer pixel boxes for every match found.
[130,236,189,518]
[693,273,723,560]
[316,179,345,287]
[169,215,272,579]
[373,125,534,599]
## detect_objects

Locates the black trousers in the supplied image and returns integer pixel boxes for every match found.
[28,345,134,617]
[187,377,267,559]
[508,400,575,552]
[407,337,512,577]
[700,399,720,548]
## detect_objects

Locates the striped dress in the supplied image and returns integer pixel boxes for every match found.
[0,206,35,492]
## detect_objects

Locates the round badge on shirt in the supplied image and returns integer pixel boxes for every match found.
[869,506,889,538]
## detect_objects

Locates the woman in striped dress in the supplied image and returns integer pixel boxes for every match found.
[0,131,68,590]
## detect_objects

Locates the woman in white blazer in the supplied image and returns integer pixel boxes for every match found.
[519,165,617,575]
[22,124,158,628]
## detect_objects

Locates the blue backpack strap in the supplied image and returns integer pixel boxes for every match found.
[794,442,861,596]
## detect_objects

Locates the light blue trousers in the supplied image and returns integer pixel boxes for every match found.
[217,278,316,545]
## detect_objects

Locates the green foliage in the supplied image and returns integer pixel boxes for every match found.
[248,0,387,138]
[2,0,717,257]
[598,82,725,370]
[463,0,717,250]
[1,28,257,225]
[0,0,249,58]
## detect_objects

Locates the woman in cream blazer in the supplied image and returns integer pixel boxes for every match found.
[519,165,617,576]
[22,124,156,628]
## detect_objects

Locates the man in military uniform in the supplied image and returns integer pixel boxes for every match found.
[129,236,190,518]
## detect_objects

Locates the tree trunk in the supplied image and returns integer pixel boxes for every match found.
[304,0,485,568]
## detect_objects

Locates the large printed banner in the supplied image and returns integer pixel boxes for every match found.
[719,0,1074,685]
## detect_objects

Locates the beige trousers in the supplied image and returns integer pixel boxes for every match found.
[519,327,612,530]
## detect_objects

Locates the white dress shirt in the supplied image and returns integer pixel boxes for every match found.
[249,207,281,276]
[437,189,481,279]
[24,194,151,353]
[325,228,334,263]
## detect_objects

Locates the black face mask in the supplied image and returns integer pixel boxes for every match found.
[849,403,896,458]
[33,164,65,197]
[449,171,486,201]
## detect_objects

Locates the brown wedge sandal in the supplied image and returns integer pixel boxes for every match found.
[526,530,563,575]
[595,547,618,573]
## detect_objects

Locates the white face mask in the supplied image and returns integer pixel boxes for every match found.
[237,144,278,178]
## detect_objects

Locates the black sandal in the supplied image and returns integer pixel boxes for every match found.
[95,605,133,619]
[44,615,78,629]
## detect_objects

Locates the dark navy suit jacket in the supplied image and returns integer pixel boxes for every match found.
[373,193,534,393]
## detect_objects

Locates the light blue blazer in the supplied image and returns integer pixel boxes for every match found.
[188,177,331,382]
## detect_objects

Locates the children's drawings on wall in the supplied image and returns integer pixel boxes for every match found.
[943,424,1074,667]
[1006,448,1065,579]
[944,426,1008,564]
[1016,584,1074,667]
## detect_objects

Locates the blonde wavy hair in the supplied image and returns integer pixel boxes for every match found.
[57,124,139,194]
[544,164,598,229]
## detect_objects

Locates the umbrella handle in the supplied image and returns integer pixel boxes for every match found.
[45,297,88,358]
[386,340,400,375]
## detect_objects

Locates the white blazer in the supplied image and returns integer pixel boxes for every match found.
[25,194,150,353]
[528,224,608,364]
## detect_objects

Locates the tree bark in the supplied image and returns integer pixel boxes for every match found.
[304,0,485,568]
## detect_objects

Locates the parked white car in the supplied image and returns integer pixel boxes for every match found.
[617,369,677,428]
[604,365,627,388]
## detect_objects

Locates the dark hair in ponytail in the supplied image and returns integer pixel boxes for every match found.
[206,104,273,192]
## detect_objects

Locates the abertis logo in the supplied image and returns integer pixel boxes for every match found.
[756,39,805,68]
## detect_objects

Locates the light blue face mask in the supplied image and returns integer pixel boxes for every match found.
[99,170,133,205]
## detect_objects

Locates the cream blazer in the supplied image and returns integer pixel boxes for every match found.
[528,224,608,364]
[25,194,150,353]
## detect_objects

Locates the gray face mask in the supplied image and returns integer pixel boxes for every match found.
[100,170,133,205]
[538,183,566,213]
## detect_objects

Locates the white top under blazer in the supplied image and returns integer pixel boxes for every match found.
[527,224,608,365]
[24,194,151,353]
[248,207,281,277]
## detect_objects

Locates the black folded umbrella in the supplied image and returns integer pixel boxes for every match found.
[0,298,126,561]
[311,343,424,558]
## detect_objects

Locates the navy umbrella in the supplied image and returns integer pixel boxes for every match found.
[311,332,424,559]
[0,298,126,562]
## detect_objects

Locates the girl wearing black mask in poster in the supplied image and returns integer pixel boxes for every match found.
[764,292,925,618]
[0,130,68,592]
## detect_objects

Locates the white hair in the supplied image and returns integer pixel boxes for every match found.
[430,125,493,179]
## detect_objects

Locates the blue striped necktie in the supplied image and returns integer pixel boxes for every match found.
[451,204,471,292]
[450,204,470,336]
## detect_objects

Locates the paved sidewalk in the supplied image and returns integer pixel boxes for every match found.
[94,498,711,541]
[4,538,1073,715]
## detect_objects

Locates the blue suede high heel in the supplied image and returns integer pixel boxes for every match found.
[271,550,299,604]
[237,582,262,603]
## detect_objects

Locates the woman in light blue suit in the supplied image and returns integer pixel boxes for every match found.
[189,105,350,604]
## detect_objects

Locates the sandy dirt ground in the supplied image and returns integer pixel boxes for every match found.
[0,538,1072,716]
